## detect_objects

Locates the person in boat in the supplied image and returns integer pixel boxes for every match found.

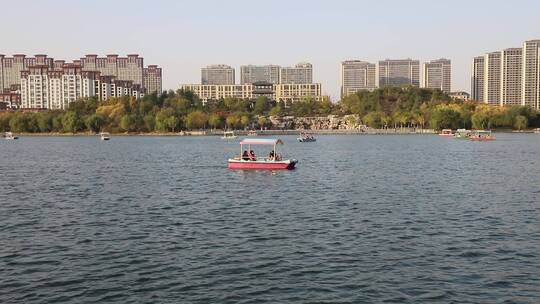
[242,150,249,161]
[268,150,275,161]
[249,150,257,161]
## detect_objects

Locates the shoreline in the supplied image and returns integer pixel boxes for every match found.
[9,128,538,137]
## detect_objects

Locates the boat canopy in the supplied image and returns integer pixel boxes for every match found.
[240,138,283,145]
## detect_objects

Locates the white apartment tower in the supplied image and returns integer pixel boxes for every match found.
[422,58,451,93]
[522,40,540,109]
[143,65,163,94]
[279,63,313,84]
[483,52,502,105]
[240,65,280,84]
[471,56,485,101]
[378,59,420,87]
[501,48,522,106]
[201,64,235,85]
[340,60,377,97]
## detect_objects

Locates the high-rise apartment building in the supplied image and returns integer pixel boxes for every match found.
[340,60,376,97]
[522,40,540,109]
[201,64,235,85]
[143,65,163,94]
[422,58,451,93]
[0,54,55,91]
[240,65,280,84]
[378,59,420,87]
[501,48,522,106]
[471,56,485,101]
[80,54,144,86]
[20,63,143,109]
[279,63,313,84]
[483,52,502,105]
[472,39,540,109]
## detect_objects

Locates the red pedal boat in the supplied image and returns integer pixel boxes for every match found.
[228,138,298,170]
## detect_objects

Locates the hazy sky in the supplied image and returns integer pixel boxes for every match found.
[1,0,539,100]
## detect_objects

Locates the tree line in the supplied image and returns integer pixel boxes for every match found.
[0,87,539,133]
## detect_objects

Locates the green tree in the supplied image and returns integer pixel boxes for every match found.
[143,114,155,132]
[120,114,137,132]
[269,106,282,116]
[253,96,269,114]
[239,115,250,129]
[258,116,268,129]
[513,115,528,130]
[166,116,179,132]
[226,115,239,129]
[36,113,53,133]
[9,113,30,132]
[155,108,175,131]
[208,113,222,129]
[185,111,208,130]
[61,111,83,133]
[85,114,105,133]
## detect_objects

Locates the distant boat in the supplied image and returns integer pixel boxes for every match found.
[247,130,258,136]
[470,130,495,141]
[438,129,453,137]
[221,131,237,139]
[4,132,18,140]
[534,128,540,134]
[454,129,471,139]
[297,132,316,142]
[100,132,110,141]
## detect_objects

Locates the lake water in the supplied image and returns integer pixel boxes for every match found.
[1,134,539,303]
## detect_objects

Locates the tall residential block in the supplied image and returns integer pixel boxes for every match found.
[80,54,144,86]
[501,48,522,106]
[340,60,376,97]
[143,65,163,94]
[378,59,420,87]
[471,56,485,101]
[279,62,313,84]
[240,65,280,84]
[201,64,235,85]
[483,52,502,105]
[20,63,143,109]
[522,40,540,109]
[422,58,451,93]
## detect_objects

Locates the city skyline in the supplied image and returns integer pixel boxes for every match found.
[1,0,539,100]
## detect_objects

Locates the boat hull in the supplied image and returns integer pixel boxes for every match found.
[470,137,495,141]
[297,138,316,142]
[228,159,297,170]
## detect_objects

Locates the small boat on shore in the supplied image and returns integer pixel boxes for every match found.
[534,128,540,134]
[4,132,18,140]
[228,138,298,170]
[297,132,316,142]
[100,132,110,141]
[247,130,258,136]
[454,129,471,139]
[470,130,495,141]
[222,131,237,139]
[438,129,453,137]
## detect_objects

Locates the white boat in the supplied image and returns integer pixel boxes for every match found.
[4,132,18,140]
[297,132,316,142]
[247,130,258,136]
[534,128,540,134]
[100,132,110,141]
[454,129,471,139]
[221,131,237,139]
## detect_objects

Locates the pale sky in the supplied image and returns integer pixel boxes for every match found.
[1,0,539,100]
